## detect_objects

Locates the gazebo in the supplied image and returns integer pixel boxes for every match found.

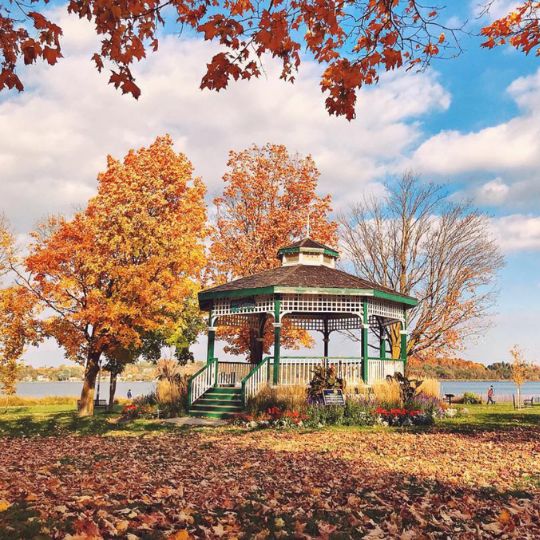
[189,239,417,417]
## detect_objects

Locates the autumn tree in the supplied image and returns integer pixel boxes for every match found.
[7,0,527,120]
[510,345,528,407]
[482,2,540,57]
[339,173,504,360]
[20,136,207,415]
[208,143,337,360]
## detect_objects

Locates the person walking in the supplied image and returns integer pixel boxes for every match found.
[487,385,495,405]
[127,389,132,400]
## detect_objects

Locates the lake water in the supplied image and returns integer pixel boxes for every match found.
[16,381,154,398]
[15,380,540,399]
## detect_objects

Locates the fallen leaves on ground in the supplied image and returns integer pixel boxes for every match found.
[0,427,539,538]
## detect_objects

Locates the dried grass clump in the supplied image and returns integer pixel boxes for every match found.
[247,384,308,416]
[417,378,440,398]
[371,379,402,406]
[0,395,79,406]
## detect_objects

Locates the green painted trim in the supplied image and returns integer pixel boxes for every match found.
[400,322,408,364]
[380,337,386,359]
[207,311,215,363]
[199,285,417,308]
[199,286,275,302]
[373,289,417,307]
[277,246,339,258]
[273,297,281,385]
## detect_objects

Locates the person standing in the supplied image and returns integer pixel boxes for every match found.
[487,385,495,405]
[127,389,132,400]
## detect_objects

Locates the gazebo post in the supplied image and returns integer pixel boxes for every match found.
[207,311,216,364]
[379,321,386,359]
[361,303,369,383]
[323,318,329,367]
[272,297,281,385]
[400,319,408,366]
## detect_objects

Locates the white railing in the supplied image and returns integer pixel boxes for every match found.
[217,361,253,386]
[367,358,404,386]
[242,357,272,402]
[276,357,363,386]
[188,358,217,405]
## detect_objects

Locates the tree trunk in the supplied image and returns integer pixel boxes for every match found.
[108,372,117,411]
[78,350,101,417]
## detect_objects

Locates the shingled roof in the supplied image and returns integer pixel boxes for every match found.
[199,264,415,305]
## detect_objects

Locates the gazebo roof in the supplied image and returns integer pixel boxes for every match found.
[199,240,417,309]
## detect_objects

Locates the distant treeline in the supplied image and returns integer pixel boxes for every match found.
[19,361,158,382]
[408,356,540,380]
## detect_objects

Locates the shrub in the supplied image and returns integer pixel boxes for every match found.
[306,399,376,427]
[463,392,482,404]
[307,365,345,403]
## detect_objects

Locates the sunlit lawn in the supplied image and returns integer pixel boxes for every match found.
[0,403,177,437]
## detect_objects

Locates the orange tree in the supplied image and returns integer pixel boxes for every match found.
[21,136,207,415]
[2,1,534,119]
[208,143,337,360]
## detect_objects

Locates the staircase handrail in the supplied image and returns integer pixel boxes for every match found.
[188,357,218,406]
[241,356,272,405]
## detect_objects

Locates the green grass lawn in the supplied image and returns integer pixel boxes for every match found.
[0,402,538,437]
[0,403,178,437]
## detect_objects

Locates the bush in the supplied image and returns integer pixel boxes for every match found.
[307,365,345,403]
[463,392,482,404]
[306,399,376,427]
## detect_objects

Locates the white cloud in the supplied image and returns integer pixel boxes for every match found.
[490,214,540,251]
[471,0,520,21]
[406,67,540,210]
[0,7,450,232]
[476,178,510,205]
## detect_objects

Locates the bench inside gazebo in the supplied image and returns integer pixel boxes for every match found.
[188,238,417,418]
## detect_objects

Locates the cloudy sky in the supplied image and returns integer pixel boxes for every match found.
[1,1,539,366]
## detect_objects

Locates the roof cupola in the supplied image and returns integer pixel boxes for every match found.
[277,238,339,268]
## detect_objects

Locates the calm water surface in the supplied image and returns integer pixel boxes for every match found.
[15,380,540,399]
[16,381,154,398]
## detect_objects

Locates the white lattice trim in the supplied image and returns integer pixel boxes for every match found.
[213,295,275,316]
[280,293,363,315]
[367,298,405,323]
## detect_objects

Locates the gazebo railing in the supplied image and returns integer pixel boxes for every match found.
[275,356,362,386]
[367,357,404,386]
[188,357,218,406]
[241,356,272,404]
[274,356,405,387]
[216,361,252,386]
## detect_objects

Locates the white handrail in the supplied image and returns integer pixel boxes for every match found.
[188,359,217,405]
[242,357,272,402]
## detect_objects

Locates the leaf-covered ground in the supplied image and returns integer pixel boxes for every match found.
[1,426,539,539]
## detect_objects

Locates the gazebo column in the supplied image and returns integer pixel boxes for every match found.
[400,320,408,367]
[379,321,386,359]
[272,297,282,385]
[207,311,216,364]
[361,304,369,383]
[323,318,330,365]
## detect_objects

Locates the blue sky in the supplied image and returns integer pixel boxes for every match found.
[1,1,539,366]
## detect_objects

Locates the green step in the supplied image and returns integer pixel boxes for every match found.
[190,403,243,413]
[196,397,243,407]
[189,386,245,419]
